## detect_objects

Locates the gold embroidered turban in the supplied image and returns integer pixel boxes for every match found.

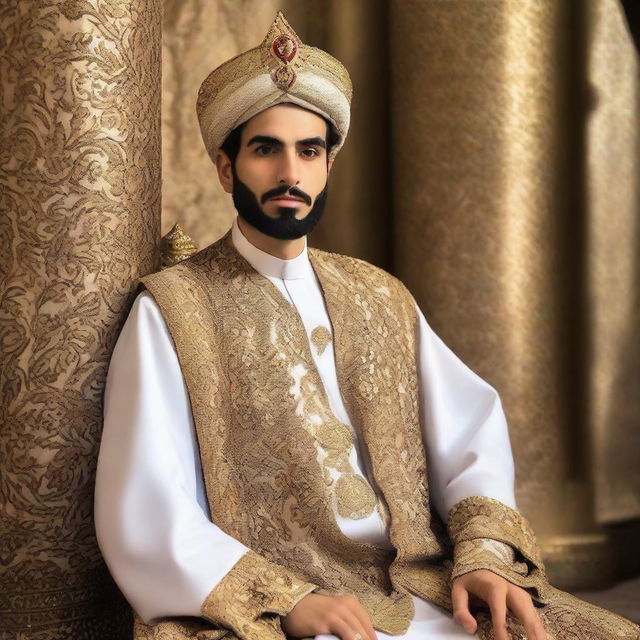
[196,12,353,161]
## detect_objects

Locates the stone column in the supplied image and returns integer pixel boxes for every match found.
[586,0,640,527]
[0,1,161,637]
[390,0,628,589]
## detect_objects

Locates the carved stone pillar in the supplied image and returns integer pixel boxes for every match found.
[0,1,161,637]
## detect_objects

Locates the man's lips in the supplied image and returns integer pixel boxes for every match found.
[261,185,312,206]
[269,196,304,203]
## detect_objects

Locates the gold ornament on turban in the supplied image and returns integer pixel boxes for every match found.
[196,11,353,162]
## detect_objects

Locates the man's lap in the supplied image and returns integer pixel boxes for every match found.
[315,595,476,639]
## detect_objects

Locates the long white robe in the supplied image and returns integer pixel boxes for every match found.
[95,217,517,639]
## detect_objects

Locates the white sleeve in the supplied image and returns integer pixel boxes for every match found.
[416,304,517,521]
[95,291,249,624]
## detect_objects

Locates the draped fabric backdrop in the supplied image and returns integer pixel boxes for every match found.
[0,0,638,638]
[0,1,161,638]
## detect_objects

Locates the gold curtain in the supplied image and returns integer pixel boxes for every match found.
[164,0,639,590]
[0,1,161,637]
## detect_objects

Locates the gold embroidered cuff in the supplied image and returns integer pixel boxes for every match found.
[200,551,317,640]
[448,496,549,602]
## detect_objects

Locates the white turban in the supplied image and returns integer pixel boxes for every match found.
[196,12,352,162]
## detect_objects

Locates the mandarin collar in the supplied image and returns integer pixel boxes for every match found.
[231,217,311,281]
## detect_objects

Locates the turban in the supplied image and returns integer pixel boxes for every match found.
[196,12,353,162]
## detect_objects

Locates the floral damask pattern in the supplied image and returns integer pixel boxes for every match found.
[0,2,160,637]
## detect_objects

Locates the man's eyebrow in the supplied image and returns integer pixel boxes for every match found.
[246,135,283,146]
[298,137,326,149]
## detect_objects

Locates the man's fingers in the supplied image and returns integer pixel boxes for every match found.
[451,583,477,634]
[327,609,369,640]
[343,595,378,640]
[488,593,509,640]
[507,588,547,640]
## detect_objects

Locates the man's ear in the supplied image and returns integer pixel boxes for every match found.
[327,158,334,175]
[215,150,233,194]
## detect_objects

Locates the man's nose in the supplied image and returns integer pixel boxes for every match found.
[277,149,300,185]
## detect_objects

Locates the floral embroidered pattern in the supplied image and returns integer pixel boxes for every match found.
[0,1,160,635]
[475,587,640,640]
[449,497,640,638]
[200,552,316,640]
[138,231,430,636]
[448,496,549,601]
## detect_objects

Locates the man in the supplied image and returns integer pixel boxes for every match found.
[95,12,638,640]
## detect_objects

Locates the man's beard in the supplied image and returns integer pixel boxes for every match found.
[231,166,328,240]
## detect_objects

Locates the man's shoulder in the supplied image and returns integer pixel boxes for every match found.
[309,247,409,293]
[141,233,228,290]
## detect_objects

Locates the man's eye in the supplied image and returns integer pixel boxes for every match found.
[301,148,319,158]
[255,145,274,155]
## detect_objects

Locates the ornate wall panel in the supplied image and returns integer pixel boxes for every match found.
[0,1,161,637]
[586,0,640,525]
[162,0,283,249]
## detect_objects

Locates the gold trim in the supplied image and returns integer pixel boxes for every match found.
[448,496,549,602]
[200,552,316,639]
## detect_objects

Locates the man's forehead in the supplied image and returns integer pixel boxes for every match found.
[242,103,327,140]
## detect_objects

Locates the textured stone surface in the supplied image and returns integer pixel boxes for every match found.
[389,0,572,533]
[586,0,640,525]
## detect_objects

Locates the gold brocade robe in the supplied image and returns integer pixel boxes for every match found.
[134,231,639,640]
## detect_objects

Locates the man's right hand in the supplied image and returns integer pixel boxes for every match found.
[282,592,378,640]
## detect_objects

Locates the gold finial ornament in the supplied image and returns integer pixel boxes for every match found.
[160,223,198,269]
[264,12,301,90]
[196,11,352,162]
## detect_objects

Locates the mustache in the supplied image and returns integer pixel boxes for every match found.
[260,184,312,206]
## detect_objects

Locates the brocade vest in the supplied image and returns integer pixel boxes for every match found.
[140,230,453,635]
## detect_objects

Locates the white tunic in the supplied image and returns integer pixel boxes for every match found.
[95,217,516,639]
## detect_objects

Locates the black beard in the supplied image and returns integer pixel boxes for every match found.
[231,166,328,240]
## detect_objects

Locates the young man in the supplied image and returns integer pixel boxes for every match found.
[95,12,638,640]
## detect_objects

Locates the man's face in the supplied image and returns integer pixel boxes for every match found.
[230,104,332,240]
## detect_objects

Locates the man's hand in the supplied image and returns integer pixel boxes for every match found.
[452,570,546,640]
[282,592,378,640]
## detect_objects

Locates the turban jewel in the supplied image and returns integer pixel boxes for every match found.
[196,12,353,161]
